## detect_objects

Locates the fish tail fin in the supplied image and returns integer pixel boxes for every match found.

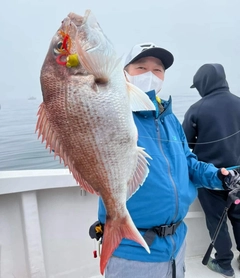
[100,213,150,275]
[126,147,152,200]
[126,81,156,111]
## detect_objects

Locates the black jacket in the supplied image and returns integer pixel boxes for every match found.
[182,63,240,168]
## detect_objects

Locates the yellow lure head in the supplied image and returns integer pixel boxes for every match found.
[66,53,80,68]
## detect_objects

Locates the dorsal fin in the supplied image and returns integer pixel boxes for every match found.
[36,103,99,195]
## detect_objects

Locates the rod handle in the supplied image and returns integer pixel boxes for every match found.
[202,243,214,265]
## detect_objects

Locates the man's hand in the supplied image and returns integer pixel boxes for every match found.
[218,168,240,190]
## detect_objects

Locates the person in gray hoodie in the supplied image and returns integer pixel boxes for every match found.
[182,63,240,278]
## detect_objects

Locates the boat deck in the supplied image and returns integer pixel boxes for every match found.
[185,252,239,278]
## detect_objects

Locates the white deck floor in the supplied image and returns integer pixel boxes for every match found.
[185,251,239,278]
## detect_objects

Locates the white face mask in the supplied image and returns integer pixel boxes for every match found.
[125,71,163,94]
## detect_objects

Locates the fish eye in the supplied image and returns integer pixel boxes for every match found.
[53,41,64,55]
[57,41,63,49]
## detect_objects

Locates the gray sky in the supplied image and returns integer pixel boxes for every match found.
[1,0,240,101]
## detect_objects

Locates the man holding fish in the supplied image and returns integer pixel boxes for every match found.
[37,10,240,278]
[97,42,240,278]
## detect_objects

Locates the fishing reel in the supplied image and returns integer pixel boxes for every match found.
[89,221,104,258]
[89,220,104,241]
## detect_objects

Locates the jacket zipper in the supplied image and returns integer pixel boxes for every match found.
[154,118,179,262]
[154,118,179,221]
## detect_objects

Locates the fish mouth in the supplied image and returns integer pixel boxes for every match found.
[67,10,96,52]
[68,10,94,27]
[75,10,108,54]
[59,16,78,45]
[68,12,85,27]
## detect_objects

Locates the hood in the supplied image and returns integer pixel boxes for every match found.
[191,64,229,97]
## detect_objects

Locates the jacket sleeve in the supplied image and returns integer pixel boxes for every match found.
[179,125,224,190]
[182,108,197,150]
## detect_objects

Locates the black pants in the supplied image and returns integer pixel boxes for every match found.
[198,188,240,270]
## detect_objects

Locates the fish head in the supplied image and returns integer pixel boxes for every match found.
[69,10,115,57]
[67,10,119,83]
[40,15,88,101]
[43,16,82,69]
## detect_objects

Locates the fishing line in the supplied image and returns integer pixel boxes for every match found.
[187,129,240,145]
[138,128,240,145]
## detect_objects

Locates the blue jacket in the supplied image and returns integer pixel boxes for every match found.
[98,90,223,262]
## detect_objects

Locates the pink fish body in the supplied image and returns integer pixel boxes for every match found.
[37,10,155,274]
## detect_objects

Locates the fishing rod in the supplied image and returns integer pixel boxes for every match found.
[227,165,240,170]
[202,185,240,265]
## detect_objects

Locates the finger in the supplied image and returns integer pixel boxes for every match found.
[221,168,229,176]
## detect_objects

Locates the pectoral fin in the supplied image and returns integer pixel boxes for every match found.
[127,82,156,111]
[126,147,152,200]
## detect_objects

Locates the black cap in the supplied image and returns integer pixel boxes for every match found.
[124,42,174,70]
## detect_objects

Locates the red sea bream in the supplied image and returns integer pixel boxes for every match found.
[36,10,155,274]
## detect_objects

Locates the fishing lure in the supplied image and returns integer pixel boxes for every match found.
[55,30,79,68]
